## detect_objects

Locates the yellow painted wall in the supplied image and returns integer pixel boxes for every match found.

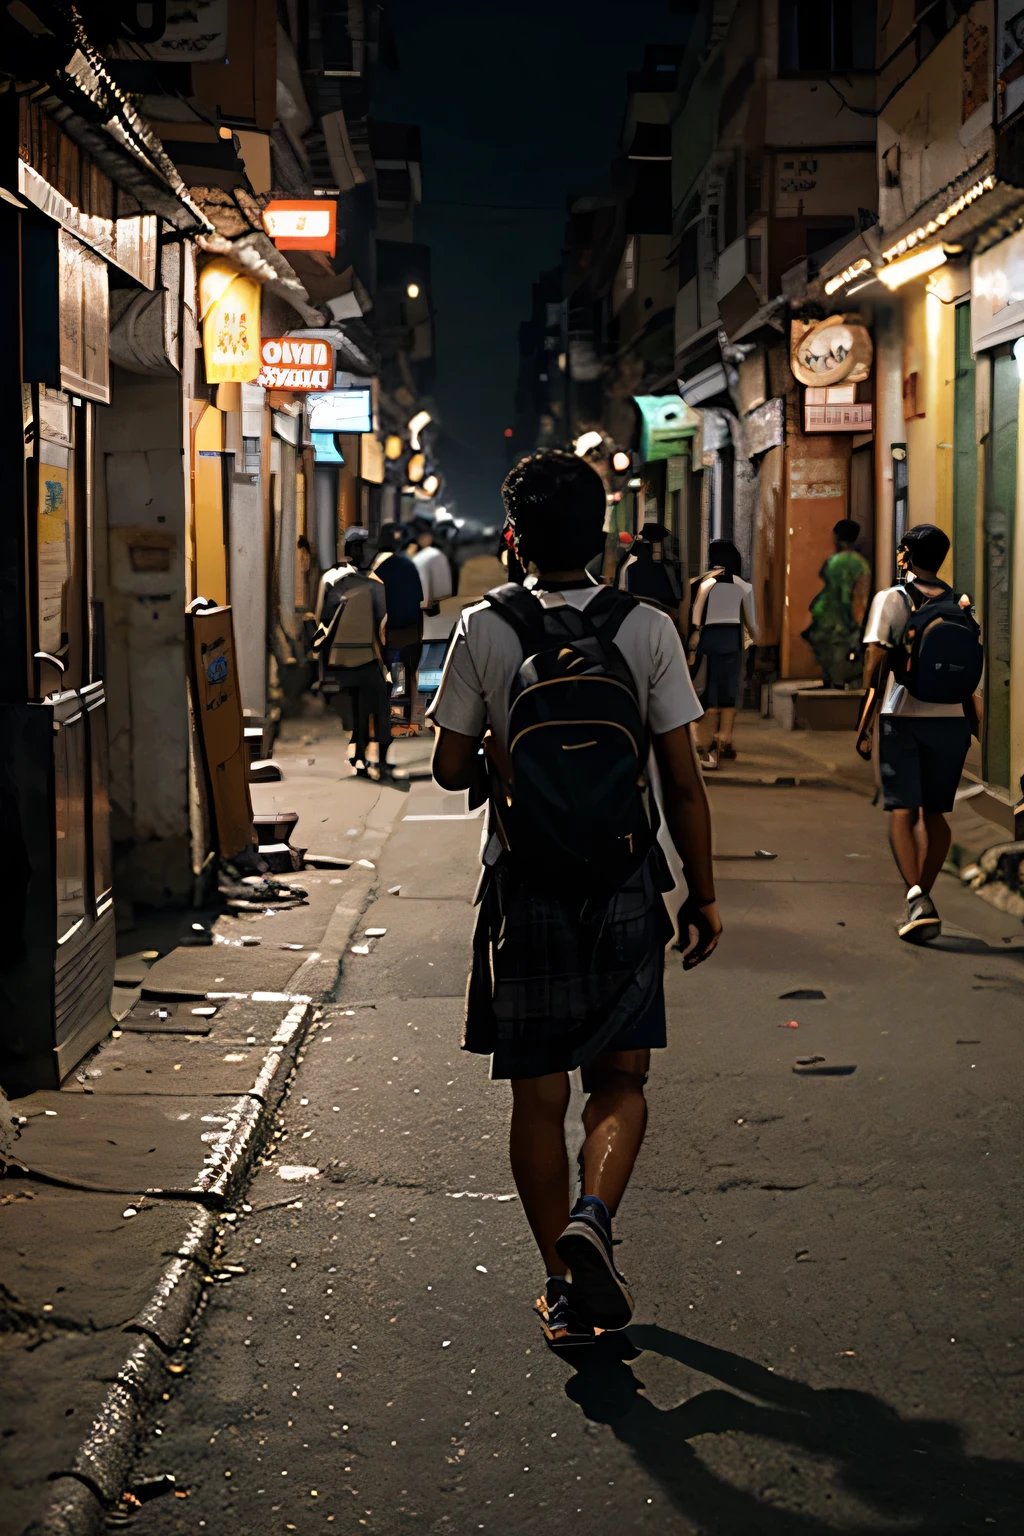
[193,405,228,607]
[900,273,957,582]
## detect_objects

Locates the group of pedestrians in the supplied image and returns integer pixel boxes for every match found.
[424,447,984,1351]
[310,517,452,775]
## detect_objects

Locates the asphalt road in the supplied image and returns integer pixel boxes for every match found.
[128,782,1023,1535]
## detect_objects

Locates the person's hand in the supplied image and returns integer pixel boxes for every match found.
[674,895,722,969]
[855,727,873,761]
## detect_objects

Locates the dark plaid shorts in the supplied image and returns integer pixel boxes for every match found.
[465,847,674,1081]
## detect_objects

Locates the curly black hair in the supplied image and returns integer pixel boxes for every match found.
[500,450,606,572]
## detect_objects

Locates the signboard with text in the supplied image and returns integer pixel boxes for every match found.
[307,389,373,434]
[262,200,337,255]
[258,338,333,391]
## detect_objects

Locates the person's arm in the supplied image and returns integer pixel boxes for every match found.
[687,577,711,662]
[428,619,489,791]
[652,724,722,969]
[310,576,342,655]
[740,582,758,644]
[433,726,481,790]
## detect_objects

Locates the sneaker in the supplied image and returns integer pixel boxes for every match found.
[555,1197,634,1331]
[697,748,719,772]
[898,885,941,943]
[717,742,737,760]
[535,1278,596,1349]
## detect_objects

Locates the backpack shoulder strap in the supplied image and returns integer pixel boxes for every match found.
[484,583,547,652]
[577,585,638,646]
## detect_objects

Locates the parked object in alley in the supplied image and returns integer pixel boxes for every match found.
[186,601,256,864]
[249,759,284,783]
[254,811,305,873]
[430,450,721,1343]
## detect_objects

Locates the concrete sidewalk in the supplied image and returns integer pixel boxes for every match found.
[0,717,433,1536]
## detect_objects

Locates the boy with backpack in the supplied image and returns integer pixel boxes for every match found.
[857,523,983,943]
[429,450,721,1345]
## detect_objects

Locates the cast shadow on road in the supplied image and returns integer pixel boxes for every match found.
[562,1325,1020,1534]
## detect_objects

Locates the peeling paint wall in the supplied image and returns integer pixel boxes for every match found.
[94,370,191,908]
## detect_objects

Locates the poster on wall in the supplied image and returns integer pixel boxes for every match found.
[963,17,991,123]
[37,451,70,655]
[199,261,262,383]
[972,226,1024,349]
[997,1,1024,122]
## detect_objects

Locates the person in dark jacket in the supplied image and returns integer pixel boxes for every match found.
[373,522,424,725]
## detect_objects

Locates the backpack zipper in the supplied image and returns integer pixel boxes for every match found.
[510,719,638,755]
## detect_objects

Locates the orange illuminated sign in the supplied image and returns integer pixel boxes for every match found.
[257,337,333,391]
[262,199,336,255]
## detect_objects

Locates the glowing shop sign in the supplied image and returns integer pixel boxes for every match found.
[199,260,261,383]
[258,338,333,390]
[262,200,337,255]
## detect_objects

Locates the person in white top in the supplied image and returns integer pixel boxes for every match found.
[429,449,721,1345]
[687,539,756,768]
[411,519,453,608]
[860,523,978,943]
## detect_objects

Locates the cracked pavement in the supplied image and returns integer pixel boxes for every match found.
[102,785,1024,1532]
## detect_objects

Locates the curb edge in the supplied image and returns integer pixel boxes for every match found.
[27,867,379,1536]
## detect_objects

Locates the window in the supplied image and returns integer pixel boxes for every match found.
[779,0,877,75]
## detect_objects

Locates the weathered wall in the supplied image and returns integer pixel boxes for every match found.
[94,369,191,908]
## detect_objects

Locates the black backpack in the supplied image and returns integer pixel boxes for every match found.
[485,583,652,897]
[894,582,983,704]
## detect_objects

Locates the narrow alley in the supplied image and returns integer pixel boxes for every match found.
[3,4,1024,1534]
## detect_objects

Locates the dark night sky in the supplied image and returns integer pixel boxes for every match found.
[372,0,691,523]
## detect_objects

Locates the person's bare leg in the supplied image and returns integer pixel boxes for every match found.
[888,808,922,889]
[509,1073,571,1275]
[717,706,737,748]
[919,811,952,893]
[580,1049,650,1216]
[695,708,719,753]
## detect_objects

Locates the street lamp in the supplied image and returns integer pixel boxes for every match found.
[422,473,440,496]
[611,450,631,473]
[406,282,420,299]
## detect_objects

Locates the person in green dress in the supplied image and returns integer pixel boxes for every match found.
[803,519,871,687]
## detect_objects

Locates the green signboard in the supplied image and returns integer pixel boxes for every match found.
[634,395,701,462]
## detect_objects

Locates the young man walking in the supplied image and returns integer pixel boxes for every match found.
[430,450,721,1345]
[858,523,981,942]
[312,527,392,778]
